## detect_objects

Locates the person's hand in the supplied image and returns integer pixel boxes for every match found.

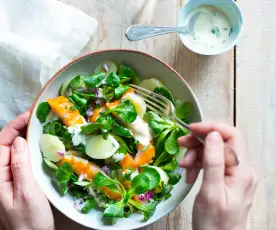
[0,111,54,230]
[178,122,257,230]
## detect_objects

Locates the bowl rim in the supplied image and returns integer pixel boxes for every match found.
[178,0,244,56]
[26,49,204,229]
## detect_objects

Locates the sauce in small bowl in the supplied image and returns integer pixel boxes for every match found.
[179,0,243,55]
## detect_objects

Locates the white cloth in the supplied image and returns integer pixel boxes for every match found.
[0,0,98,126]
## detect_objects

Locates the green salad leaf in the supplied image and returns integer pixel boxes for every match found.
[81,123,102,135]
[55,162,73,182]
[175,100,191,120]
[165,130,179,155]
[112,122,132,138]
[53,176,68,196]
[167,172,181,185]
[154,86,175,105]
[155,129,171,156]
[103,200,125,218]
[83,72,106,88]
[70,75,86,91]
[36,102,51,123]
[43,120,66,137]
[129,174,150,195]
[140,167,161,190]
[106,72,120,88]
[74,181,92,187]
[114,84,130,99]
[70,93,87,109]
[118,64,138,83]
[144,111,174,135]
[160,158,178,171]
[129,199,158,221]
[105,100,137,123]
[81,198,95,214]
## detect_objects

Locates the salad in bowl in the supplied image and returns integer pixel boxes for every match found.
[35,60,191,222]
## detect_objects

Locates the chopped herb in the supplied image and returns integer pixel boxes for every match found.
[223,28,229,31]
[229,28,233,36]
[211,26,220,38]
[70,106,76,111]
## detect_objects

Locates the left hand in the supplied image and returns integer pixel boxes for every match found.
[0,111,54,230]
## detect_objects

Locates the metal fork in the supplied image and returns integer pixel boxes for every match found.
[131,84,239,167]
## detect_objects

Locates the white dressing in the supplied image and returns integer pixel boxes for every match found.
[187,5,232,52]
[129,116,152,146]
[68,125,87,146]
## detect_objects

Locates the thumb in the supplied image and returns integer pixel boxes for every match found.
[202,131,225,191]
[11,137,34,193]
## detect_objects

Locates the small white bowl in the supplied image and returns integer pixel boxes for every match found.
[178,0,244,55]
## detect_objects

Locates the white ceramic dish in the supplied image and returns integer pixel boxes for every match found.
[178,0,244,55]
[27,50,203,230]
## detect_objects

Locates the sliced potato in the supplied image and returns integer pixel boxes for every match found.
[122,93,147,118]
[94,60,117,75]
[39,134,65,162]
[139,78,163,92]
[148,166,169,185]
[86,135,119,159]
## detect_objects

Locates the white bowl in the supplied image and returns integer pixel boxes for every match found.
[178,0,244,55]
[27,50,203,230]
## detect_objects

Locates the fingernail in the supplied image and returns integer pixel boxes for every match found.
[207,132,222,147]
[12,137,26,152]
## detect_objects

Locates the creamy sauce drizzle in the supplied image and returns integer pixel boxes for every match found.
[188,5,233,52]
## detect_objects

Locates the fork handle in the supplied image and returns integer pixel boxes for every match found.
[175,117,239,167]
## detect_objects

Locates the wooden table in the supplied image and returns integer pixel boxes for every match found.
[11,0,274,229]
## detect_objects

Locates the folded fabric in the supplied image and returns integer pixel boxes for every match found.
[0,0,98,127]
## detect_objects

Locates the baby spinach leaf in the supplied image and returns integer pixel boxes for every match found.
[81,123,102,135]
[155,129,171,156]
[118,64,138,80]
[55,162,73,182]
[43,158,58,171]
[144,112,174,135]
[43,120,66,137]
[129,199,158,221]
[140,167,161,190]
[74,92,97,100]
[53,176,68,196]
[160,158,178,171]
[167,172,181,185]
[81,198,94,214]
[175,100,191,120]
[112,122,132,138]
[154,182,173,201]
[70,186,88,198]
[154,87,175,105]
[70,75,85,91]
[112,135,135,155]
[103,200,125,218]
[165,130,179,155]
[114,84,130,99]
[83,72,106,88]
[70,93,87,108]
[36,102,51,123]
[105,100,137,123]
[94,172,116,187]
[106,72,120,88]
[129,174,150,195]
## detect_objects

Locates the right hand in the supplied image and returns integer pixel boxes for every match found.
[178,122,258,230]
